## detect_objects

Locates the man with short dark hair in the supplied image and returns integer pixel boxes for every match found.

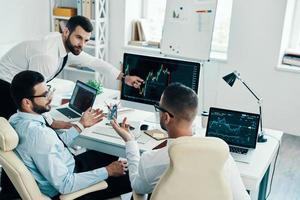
[111,83,250,199]
[0,16,142,196]
[8,70,131,199]
[0,15,143,121]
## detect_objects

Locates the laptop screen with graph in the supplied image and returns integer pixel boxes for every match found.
[121,53,200,105]
[206,107,260,149]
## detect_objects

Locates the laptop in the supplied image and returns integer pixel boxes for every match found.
[205,107,260,163]
[51,80,97,121]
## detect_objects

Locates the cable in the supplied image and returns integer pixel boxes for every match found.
[264,133,281,199]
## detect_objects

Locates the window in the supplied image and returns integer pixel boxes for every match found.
[142,0,233,54]
[278,0,300,71]
[287,1,300,49]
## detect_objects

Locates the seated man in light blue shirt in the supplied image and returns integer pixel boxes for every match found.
[9,70,131,199]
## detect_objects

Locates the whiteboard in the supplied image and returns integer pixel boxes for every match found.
[161,0,218,61]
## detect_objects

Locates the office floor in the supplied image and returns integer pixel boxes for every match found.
[267,133,300,200]
[1,133,300,200]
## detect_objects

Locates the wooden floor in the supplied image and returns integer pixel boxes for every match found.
[1,133,300,200]
[268,133,300,200]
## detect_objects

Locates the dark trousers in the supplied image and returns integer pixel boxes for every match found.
[52,150,131,200]
[0,79,19,199]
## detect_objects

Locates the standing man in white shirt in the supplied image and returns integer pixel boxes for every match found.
[0,15,143,121]
[0,15,143,198]
[111,83,251,200]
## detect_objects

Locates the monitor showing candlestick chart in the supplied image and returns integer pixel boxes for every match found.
[121,53,200,106]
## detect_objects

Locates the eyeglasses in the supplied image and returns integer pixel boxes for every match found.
[29,85,55,99]
[154,104,174,118]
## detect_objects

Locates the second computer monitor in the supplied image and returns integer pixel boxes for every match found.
[121,53,200,110]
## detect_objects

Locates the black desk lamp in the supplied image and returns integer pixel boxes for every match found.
[223,71,267,143]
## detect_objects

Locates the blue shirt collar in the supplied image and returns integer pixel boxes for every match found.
[16,111,46,124]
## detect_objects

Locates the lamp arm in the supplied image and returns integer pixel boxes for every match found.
[236,76,261,102]
[237,76,264,133]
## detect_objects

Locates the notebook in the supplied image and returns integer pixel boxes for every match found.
[51,80,97,121]
[206,107,260,163]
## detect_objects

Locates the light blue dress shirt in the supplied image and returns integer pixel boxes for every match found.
[9,111,108,197]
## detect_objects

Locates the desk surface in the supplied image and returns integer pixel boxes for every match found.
[49,78,283,199]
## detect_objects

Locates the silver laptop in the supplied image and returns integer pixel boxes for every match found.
[51,80,97,121]
[205,107,260,163]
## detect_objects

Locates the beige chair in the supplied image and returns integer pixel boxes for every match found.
[134,136,233,200]
[0,117,108,200]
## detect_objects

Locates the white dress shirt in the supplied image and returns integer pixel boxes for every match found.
[125,139,250,200]
[0,32,120,83]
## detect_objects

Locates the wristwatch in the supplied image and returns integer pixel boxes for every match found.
[73,121,85,132]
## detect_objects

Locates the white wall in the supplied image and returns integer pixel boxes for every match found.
[108,0,300,135]
[0,0,50,44]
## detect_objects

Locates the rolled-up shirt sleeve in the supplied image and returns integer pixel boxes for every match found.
[67,51,120,86]
[32,129,108,194]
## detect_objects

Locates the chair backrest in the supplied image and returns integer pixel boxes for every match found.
[150,136,233,200]
[0,117,50,200]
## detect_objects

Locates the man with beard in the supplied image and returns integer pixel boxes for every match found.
[0,16,141,198]
[8,70,131,199]
[0,15,143,122]
[111,83,250,200]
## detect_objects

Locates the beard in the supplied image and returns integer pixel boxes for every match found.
[66,36,82,55]
[32,101,51,114]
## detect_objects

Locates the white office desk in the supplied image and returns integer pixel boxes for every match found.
[49,79,282,200]
[75,108,165,157]
[76,124,281,200]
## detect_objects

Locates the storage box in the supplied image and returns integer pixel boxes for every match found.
[53,7,77,17]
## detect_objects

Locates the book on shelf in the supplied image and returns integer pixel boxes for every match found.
[81,0,92,18]
[54,19,68,33]
[53,7,77,17]
[129,19,160,48]
[77,0,82,15]
[136,20,145,41]
[91,0,95,19]
[131,20,139,41]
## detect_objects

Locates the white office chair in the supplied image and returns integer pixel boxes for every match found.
[134,136,233,200]
[0,117,108,200]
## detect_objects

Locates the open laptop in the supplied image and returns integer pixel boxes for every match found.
[206,107,260,163]
[51,80,97,121]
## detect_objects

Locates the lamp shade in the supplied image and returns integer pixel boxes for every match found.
[223,72,237,87]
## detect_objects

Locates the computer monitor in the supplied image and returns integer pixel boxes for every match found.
[120,53,200,118]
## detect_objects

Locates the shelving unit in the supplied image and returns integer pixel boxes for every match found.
[49,0,109,82]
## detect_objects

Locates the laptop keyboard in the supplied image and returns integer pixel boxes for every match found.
[229,146,248,154]
[57,108,81,119]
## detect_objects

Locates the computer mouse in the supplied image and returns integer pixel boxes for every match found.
[140,124,149,131]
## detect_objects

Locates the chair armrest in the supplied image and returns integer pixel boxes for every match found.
[59,181,108,200]
[132,191,148,200]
